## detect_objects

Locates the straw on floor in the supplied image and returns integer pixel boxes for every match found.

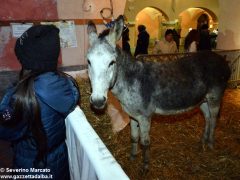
[76,76,240,179]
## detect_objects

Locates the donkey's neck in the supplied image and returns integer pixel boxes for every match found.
[111,48,144,98]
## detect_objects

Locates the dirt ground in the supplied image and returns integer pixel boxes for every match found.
[77,77,240,179]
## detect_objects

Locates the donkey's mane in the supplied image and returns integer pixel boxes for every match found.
[116,47,142,73]
[98,29,110,40]
[115,47,157,106]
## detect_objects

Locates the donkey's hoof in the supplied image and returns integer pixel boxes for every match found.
[130,154,137,161]
[140,164,149,175]
[201,143,207,152]
[200,140,214,151]
[201,137,208,145]
[207,142,214,150]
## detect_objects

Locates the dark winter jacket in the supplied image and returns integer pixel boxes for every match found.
[198,31,212,51]
[134,30,150,57]
[0,72,80,180]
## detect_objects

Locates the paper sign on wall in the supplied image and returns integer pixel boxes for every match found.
[11,23,33,38]
[41,21,78,48]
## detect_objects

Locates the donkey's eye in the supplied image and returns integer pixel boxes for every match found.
[87,60,91,66]
[108,61,115,67]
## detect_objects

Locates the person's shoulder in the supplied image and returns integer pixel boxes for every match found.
[34,72,73,92]
[143,31,149,36]
[34,72,79,113]
[191,41,197,45]
[158,39,164,43]
[159,39,166,45]
[171,40,177,45]
[37,71,70,81]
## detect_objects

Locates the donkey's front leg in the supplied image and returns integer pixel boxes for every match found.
[130,118,140,160]
[138,117,151,171]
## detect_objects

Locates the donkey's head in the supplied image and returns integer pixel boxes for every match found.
[87,15,124,109]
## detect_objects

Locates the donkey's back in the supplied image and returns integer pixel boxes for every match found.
[146,51,231,114]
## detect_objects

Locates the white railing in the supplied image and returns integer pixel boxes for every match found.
[65,106,129,180]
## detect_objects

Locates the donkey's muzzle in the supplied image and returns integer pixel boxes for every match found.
[90,96,107,109]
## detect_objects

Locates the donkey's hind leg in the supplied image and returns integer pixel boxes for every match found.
[200,102,211,145]
[200,94,221,149]
[207,99,221,149]
[130,118,140,160]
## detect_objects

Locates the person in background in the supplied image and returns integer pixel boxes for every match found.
[172,28,181,50]
[209,29,218,50]
[0,25,80,180]
[198,24,211,51]
[134,25,149,57]
[122,27,131,55]
[184,29,200,52]
[153,29,178,54]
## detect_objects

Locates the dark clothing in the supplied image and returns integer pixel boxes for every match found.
[122,27,131,55]
[134,30,150,57]
[172,29,180,50]
[0,72,79,180]
[198,31,211,51]
[122,41,131,55]
[210,32,217,49]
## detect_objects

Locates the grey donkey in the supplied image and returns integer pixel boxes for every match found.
[86,15,231,172]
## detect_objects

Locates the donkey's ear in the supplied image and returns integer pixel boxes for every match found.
[107,15,124,47]
[87,20,98,46]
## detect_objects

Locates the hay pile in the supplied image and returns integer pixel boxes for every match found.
[76,76,240,179]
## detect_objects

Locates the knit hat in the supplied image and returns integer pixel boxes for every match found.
[15,25,60,71]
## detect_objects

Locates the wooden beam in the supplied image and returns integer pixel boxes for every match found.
[0,19,111,26]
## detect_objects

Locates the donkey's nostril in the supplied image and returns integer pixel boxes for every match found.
[91,97,106,109]
[90,96,93,104]
[103,96,106,103]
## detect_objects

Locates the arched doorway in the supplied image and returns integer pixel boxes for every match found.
[178,7,218,50]
[132,7,168,52]
[179,7,218,37]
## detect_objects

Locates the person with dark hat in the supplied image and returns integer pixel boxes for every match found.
[198,24,212,51]
[0,25,80,179]
[134,25,150,57]
[122,27,131,55]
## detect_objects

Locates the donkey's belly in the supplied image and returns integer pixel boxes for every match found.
[154,105,198,115]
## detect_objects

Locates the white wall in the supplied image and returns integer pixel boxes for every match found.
[57,0,126,66]
[217,0,240,50]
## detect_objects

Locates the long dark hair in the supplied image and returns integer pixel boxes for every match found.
[2,69,78,167]
[184,29,200,50]
[13,69,48,167]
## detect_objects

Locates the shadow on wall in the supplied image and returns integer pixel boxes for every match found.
[217,29,236,50]
[0,27,21,71]
[0,71,19,101]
